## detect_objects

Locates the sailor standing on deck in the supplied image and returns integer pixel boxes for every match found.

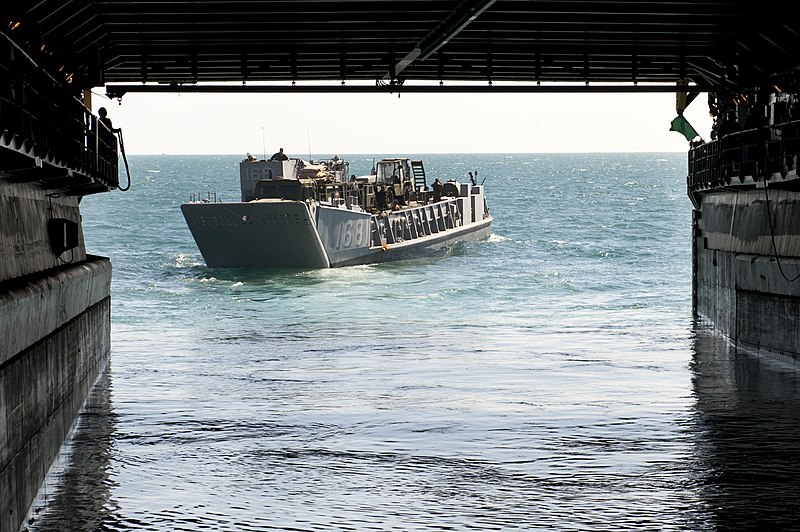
[432,178,443,202]
[270,148,289,160]
[98,107,120,134]
[375,185,388,211]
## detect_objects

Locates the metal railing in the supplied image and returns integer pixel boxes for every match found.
[688,119,800,192]
[0,29,118,190]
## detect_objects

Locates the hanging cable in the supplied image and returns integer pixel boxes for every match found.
[763,178,800,282]
[116,128,131,191]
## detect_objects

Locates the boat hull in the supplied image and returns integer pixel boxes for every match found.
[181,201,330,268]
[181,198,492,269]
[333,216,493,267]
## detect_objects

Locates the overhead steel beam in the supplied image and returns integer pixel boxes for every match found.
[417,0,497,60]
[14,0,795,97]
[384,0,497,80]
[105,82,710,99]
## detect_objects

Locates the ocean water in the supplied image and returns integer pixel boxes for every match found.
[22,153,800,531]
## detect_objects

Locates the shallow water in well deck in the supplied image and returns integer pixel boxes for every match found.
[22,153,800,531]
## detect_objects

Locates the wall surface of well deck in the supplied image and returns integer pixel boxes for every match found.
[0,260,111,532]
[0,179,112,532]
[693,187,800,364]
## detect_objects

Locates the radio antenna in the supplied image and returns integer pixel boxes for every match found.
[307,126,312,160]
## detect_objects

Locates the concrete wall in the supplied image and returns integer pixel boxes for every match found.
[0,180,87,283]
[1,180,111,532]
[699,188,800,257]
[694,187,800,363]
[0,258,111,532]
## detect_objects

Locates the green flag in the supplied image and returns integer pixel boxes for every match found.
[670,115,699,141]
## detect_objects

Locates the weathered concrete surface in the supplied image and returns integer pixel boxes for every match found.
[699,188,800,257]
[0,257,112,368]
[0,181,86,284]
[0,258,111,532]
[694,188,800,362]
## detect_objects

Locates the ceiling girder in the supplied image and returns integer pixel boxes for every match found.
[2,1,797,97]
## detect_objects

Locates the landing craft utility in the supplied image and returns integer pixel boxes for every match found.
[181,155,493,268]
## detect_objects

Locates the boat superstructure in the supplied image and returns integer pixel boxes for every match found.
[181,155,492,268]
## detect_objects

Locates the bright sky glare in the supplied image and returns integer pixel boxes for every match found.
[91,84,714,156]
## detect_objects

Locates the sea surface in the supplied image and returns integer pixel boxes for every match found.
[22,153,800,531]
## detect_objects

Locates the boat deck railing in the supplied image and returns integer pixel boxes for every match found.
[188,191,220,203]
[372,198,462,246]
[371,198,460,246]
[687,119,800,193]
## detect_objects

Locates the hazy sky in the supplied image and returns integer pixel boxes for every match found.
[91,83,714,156]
